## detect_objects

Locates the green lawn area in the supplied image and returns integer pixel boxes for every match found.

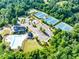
[23,39,43,53]
[0,43,4,55]
[0,28,11,36]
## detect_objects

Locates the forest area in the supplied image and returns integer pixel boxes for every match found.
[0,0,79,59]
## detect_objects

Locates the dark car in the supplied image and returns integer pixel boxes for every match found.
[27,32,33,39]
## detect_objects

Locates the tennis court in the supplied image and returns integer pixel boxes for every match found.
[55,22,73,31]
[34,12,47,19]
[44,17,59,25]
[34,12,59,25]
[34,12,73,31]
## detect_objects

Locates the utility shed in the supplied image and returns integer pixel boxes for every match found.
[55,22,73,31]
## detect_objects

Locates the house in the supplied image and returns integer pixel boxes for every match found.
[5,32,33,49]
[5,34,28,49]
[12,25,27,34]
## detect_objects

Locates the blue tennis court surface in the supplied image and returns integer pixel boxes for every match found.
[34,12,73,31]
[34,12,47,19]
[55,22,73,31]
[34,12,59,25]
[44,17,59,25]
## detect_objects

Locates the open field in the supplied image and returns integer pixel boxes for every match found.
[0,28,11,36]
[23,39,43,53]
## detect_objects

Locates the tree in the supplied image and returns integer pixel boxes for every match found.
[74,23,79,33]
[14,4,25,16]
[0,35,3,42]
[12,18,17,25]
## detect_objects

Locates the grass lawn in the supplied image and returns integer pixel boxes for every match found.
[0,28,11,36]
[23,39,43,53]
[0,43,4,55]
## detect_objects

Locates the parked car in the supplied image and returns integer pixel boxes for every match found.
[27,32,33,39]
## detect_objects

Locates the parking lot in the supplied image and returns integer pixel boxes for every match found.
[19,17,53,42]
